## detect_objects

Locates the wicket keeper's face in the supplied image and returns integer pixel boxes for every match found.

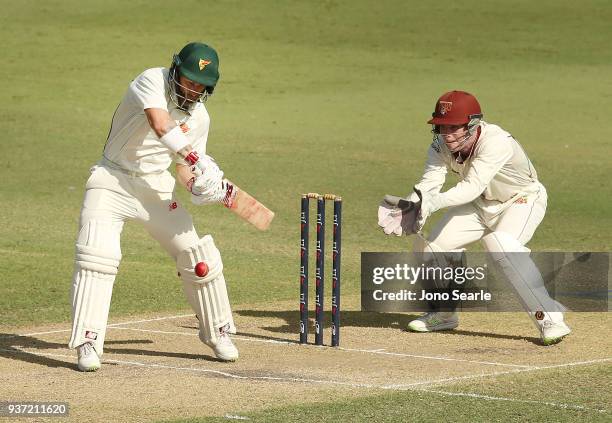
[178,75,206,102]
[438,124,469,151]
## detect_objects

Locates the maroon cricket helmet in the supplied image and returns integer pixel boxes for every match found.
[428,90,483,126]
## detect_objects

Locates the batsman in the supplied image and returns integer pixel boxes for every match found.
[69,42,241,371]
[378,90,571,345]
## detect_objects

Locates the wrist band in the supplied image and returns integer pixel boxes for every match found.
[160,125,190,153]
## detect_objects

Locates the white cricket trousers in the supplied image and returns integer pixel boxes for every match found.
[428,187,547,249]
[69,164,200,354]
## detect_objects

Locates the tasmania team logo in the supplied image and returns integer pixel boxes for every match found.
[439,101,453,115]
[199,59,212,70]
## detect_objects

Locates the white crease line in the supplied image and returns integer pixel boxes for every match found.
[339,346,534,368]
[112,327,295,345]
[420,389,606,413]
[9,328,71,337]
[111,328,297,346]
[5,313,610,372]
[383,358,612,389]
[110,326,532,369]
[2,347,607,413]
[233,336,294,345]
[111,327,198,337]
[385,369,535,389]
[8,314,195,338]
[1,348,376,389]
[107,314,194,327]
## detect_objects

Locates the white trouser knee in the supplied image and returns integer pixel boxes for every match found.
[177,235,235,346]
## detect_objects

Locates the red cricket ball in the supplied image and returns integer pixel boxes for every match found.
[194,262,209,277]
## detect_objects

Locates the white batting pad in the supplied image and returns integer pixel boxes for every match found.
[177,236,235,345]
[69,228,121,355]
[481,231,566,327]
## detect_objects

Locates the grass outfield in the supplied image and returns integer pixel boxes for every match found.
[169,365,612,422]
[0,0,610,421]
[227,364,611,423]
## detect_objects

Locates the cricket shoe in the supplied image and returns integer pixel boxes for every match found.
[540,320,571,346]
[77,342,101,372]
[406,312,459,332]
[202,329,239,362]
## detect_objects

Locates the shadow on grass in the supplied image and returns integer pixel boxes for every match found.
[0,332,222,371]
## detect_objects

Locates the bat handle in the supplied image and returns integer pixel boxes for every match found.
[186,155,205,177]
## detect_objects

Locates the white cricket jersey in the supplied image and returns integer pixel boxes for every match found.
[410,121,543,217]
[102,67,210,175]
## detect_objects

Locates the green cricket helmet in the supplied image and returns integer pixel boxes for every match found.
[168,42,220,110]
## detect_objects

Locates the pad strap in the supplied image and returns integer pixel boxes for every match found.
[75,244,121,275]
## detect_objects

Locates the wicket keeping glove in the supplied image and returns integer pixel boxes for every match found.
[378,195,419,236]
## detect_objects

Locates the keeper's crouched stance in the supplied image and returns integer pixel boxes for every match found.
[378,90,571,346]
[69,42,239,371]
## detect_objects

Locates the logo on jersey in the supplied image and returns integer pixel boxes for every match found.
[169,201,178,211]
[199,59,212,71]
[439,101,453,115]
[514,196,528,204]
[180,122,189,133]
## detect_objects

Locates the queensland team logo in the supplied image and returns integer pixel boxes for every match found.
[439,101,453,115]
[199,58,212,70]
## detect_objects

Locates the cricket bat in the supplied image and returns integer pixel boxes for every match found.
[179,147,275,231]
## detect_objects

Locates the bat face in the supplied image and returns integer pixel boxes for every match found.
[178,146,274,231]
[225,183,275,231]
